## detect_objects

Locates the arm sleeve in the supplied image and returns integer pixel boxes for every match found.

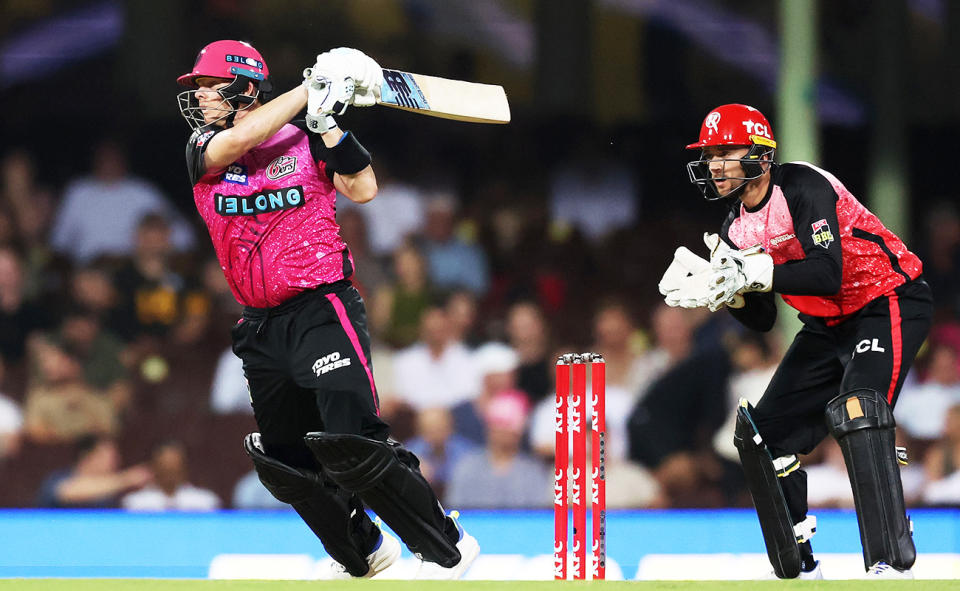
[773,164,843,295]
[727,291,777,332]
[185,128,222,186]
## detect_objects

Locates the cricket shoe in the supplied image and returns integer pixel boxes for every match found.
[414,511,480,580]
[330,525,402,579]
[866,561,914,579]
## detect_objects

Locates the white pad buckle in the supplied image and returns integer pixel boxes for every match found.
[794,515,817,543]
[773,454,800,477]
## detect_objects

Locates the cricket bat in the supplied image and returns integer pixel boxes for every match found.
[377,69,510,124]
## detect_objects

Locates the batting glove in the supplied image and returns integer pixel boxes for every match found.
[326,47,383,107]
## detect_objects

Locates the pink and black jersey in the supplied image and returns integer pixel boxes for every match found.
[186,122,353,307]
[721,162,922,322]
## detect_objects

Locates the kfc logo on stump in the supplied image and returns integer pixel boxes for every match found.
[266,155,297,180]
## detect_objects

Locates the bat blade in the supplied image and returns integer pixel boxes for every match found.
[378,69,510,124]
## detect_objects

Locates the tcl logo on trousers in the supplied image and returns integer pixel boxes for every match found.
[854,338,886,356]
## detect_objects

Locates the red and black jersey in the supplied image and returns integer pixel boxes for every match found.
[720,162,922,329]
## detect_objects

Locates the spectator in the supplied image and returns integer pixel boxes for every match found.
[232,469,288,509]
[419,192,490,295]
[915,202,960,318]
[0,356,23,460]
[58,306,131,412]
[404,406,477,501]
[451,341,521,445]
[445,289,483,348]
[336,159,425,258]
[121,441,221,511]
[370,243,436,348]
[0,247,54,363]
[210,347,250,414]
[805,440,854,508]
[505,301,553,404]
[923,404,960,505]
[23,335,118,444]
[446,390,550,508]
[548,129,638,244]
[896,342,960,442]
[630,300,698,406]
[627,305,731,507]
[391,304,478,411]
[112,213,187,342]
[37,436,151,508]
[713,331,780,462]
[336,207,389,300]
[591,298,648,395]
[68,262,126,342]
[49,138,194,264]
[1,150,58,299]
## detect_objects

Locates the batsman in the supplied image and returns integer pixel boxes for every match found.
[176,41,478,579]
[659,104,933,579]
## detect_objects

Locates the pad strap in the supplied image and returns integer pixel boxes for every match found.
[773,455,800,477]
[793,515,817,543]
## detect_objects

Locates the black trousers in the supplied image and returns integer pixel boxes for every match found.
[751,278,933,534]
[233,281,389,468]
[232,282,456,564]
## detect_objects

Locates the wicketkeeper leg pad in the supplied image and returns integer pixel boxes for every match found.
[244,433,378,577]
[825,390,916,571]
[733,400,804,579]
[304,432,461,568]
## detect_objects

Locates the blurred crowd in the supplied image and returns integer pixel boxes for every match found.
[2,137,960,512]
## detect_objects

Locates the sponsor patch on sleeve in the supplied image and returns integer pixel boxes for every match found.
[195,130,216,147]
[811,219,834,249]
[224,163,248,185]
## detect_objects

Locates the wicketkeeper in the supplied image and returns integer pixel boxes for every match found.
[176,40,478,579]
[659,103,932,579]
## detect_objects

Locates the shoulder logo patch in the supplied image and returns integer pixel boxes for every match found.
[811,219,834,249]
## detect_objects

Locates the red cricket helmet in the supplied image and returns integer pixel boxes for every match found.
[176,40,273,131]
[685,104,777,201]
[177,40,269,88]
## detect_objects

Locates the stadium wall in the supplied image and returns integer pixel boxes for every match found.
[1,509,957,580]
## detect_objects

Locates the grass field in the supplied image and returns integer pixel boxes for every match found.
[0,581,957,590]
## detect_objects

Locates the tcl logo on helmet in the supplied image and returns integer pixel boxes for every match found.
[743,119,771,138]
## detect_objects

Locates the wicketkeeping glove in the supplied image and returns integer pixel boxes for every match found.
[704,232,773,312]
[659,246,743,310]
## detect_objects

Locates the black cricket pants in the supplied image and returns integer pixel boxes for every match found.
[751,278,933,535]
[233,281,459,570]
[232,281,388,563]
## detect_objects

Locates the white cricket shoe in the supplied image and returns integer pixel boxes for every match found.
[330,527,402,579]
[415,511,480,580]
[866,561,914,579]
[799,561,824,580]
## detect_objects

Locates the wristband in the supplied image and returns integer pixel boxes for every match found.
[306,113,338,133]
[324,131,371,175]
